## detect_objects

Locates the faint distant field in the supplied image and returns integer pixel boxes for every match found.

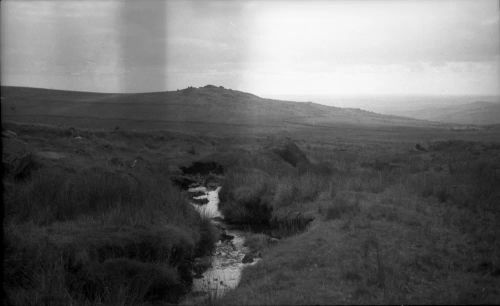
[4,111,500,144]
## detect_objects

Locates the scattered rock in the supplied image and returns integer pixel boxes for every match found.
[130,159,138,168]
[214,227,226,240]
[220,233,234,241]
[185,177,203,187]
[206,181,219,190]
[188,190,206,198]
[242,254,254,264]
[2,130,17,138]
[192,257,212,278]
[192,197,209,205]
[269,237,280,244]
[212,216,225,223]
[213,222,225,230]
[204,173,222,189]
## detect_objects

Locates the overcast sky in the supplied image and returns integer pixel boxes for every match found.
[1,0,499,96]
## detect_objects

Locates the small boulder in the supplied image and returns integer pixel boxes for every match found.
[212,216,225,223]
[188,182,201,189]
[192,197,209,205]
[206,181,220,190]
[242,253,254,264]
[269,237,280,244]
[220,233,234,242]
[193,257,212,277]
[189,190,206,198]
[130,159,138,168]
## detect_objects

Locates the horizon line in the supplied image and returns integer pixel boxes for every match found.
[2,84,499,100]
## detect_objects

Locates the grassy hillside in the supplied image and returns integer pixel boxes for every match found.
[389,101,500,125]
[1,85,438,129]
[3,88,500,304]
[2,123,220,305]
[215,137,500,304]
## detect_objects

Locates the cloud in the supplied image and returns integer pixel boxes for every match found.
[1,0,498,95]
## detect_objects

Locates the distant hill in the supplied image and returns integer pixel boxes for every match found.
[1,85,438,129]
[397,101,500,125]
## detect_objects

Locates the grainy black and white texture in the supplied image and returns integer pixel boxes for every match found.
[2,1,500,305]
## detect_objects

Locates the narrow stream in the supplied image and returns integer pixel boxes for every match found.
[182,186,260,304]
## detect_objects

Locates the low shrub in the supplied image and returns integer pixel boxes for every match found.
[219,168,274,224]
[224,185,273,225]
[269,213,314,237]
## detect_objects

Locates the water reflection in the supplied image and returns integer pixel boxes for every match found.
[183,186,260,303]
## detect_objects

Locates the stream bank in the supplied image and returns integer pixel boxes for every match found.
[181,185,261,304]
[174,160,315,303]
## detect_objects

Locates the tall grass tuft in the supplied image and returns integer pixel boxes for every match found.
[3,162,219,305]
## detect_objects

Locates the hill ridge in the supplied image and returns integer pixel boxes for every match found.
[1,85,442,129]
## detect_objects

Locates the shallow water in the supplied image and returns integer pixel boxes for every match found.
[189,186,223,218]
[183,186,260,303]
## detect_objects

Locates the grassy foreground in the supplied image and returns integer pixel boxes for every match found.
[2,123,218,305]
[216,138,500,304]
[3,120,500,305]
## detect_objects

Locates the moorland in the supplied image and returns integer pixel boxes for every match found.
[2,85,500,305]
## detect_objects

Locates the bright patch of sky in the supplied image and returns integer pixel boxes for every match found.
[2,0,499,96]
